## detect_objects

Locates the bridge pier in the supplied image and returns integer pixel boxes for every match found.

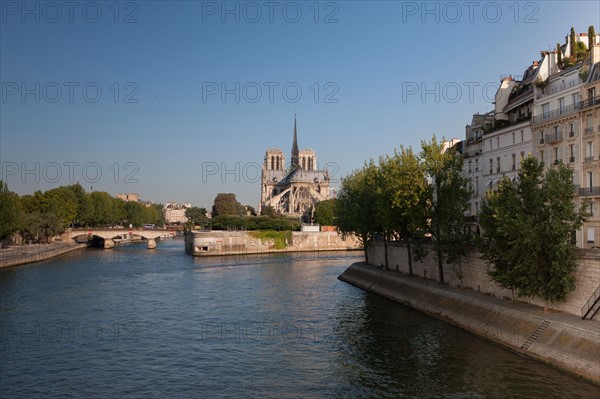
[147,238,157,249]
[104,238,115,249]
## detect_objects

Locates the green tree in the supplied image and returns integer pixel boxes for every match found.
[211,193,244,217]
[45,186,78,230]
[67,183,94,227]
[313,199,337,226]
[336,162,379,263]
[19,211,61,243]
[0,181,20,242]
[185,206,208,227]
[420,137,470,283]
[90,191,117,226]
[479,156,589,310]
[570,27,577,57]
[382,147,429,275]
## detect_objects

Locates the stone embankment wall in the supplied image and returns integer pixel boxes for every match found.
[186,230,362,256]
[367,242,600,319]
[339,263,600,384]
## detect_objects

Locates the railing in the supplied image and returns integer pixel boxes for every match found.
[579,95,600,110]
[584,156,596,163]
[568,130,576,138]
[545,132,563,143]
[579,186,600,196]
[569,156,575,163]
[534,97,600,125]
[584,127,594,136]
[581,285,600,320]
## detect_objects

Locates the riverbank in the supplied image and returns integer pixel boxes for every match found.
[0,242,87,268]
[339,262,600,385]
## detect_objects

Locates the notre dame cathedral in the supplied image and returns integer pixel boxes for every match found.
[259,117,330,220]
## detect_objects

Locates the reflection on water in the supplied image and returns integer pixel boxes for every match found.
[1,239,598,398]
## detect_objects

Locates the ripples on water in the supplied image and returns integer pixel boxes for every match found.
[1,239,598,398]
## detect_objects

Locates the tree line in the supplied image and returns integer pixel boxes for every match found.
[0,182,165,244]
[334,136,589,308]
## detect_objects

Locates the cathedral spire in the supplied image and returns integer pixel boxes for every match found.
[291,114,299,168]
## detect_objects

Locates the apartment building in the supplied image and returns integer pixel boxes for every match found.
[533,31,600,248]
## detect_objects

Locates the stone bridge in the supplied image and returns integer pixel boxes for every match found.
[65,229,174,249]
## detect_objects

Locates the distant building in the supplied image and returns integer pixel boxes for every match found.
[116,193,139,202]
[259,116,330,221]
[164,202,192,224]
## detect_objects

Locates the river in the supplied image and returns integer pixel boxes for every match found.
[1,239,598,398]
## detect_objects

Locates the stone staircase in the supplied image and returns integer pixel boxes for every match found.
[521,320,551,350]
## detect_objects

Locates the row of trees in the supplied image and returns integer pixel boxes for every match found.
[336,137,470,283]
[0,182,165,244]
[335,136,588,307]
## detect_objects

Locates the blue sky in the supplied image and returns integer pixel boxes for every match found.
[1,1,598,208]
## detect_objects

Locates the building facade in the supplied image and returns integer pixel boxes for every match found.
[164,202,192,224]
[533,31,600,248]
[259,117,330,220]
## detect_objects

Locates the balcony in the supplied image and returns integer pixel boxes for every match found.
[579,95,600,110]
[579,186,600,196]
[584,127,594,136]
[584,156,596,163]
[533,103,580,124]
[545,132,563,144]
[569,131,576,138]
[569,156,576,163]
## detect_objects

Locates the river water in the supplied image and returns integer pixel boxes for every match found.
[1,239,598,398]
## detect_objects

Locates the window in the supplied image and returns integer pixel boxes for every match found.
[521,130,524,142]
[542,103,550,119]
[489,158,493,174]
[587,114,593,129]
[512,132,515,144]
[588,228,595,244]
[587,142,594,159]
[475,177,479,196]
[569,144,575,162]
[558,97,565,114]
[572,92,580,104]
[468,160,472,173]
[475,202,479,213]
[590,202,595,217]
[496,157,501,173]
[511,154,516,170]
[475,159,479,172]
[520,151,525,166]
[554,147,559,163]
[540,150,544,164]
[569,122,575,137]
[496,137,500,148]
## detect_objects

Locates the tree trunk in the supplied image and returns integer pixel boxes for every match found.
[383,235,389,270]
[407,239,413,276]
[437,248,444,283]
